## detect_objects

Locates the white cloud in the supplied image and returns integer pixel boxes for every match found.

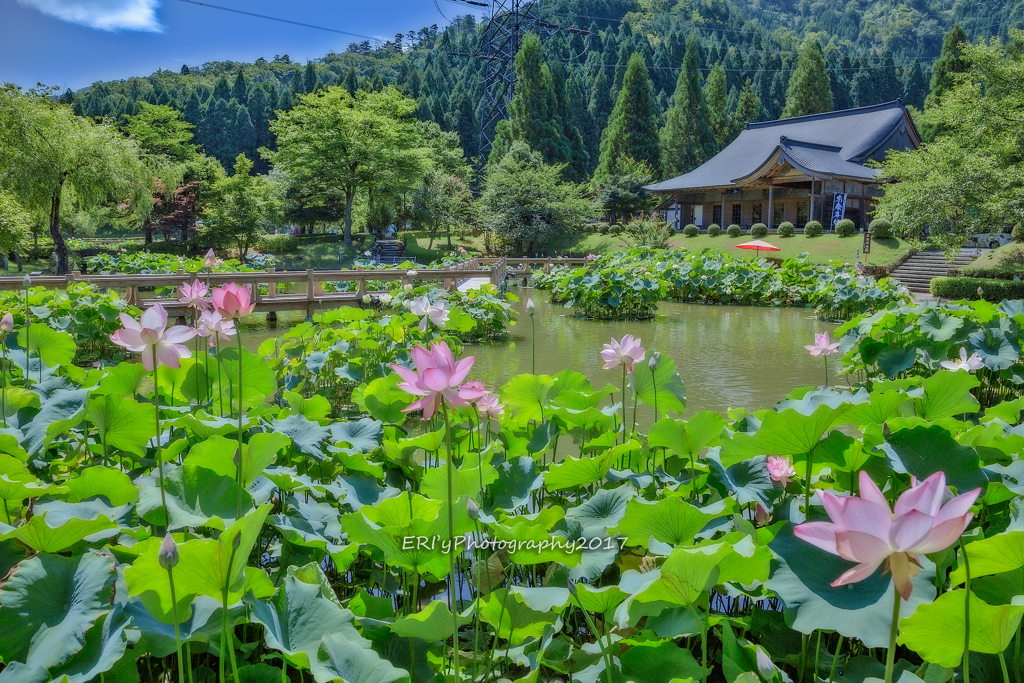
[15,0,163,31]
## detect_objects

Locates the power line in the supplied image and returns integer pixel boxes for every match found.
[176,0,378,41]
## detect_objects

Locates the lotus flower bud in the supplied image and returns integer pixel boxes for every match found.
[404,284,413,292]
[0,313,13,334]
[467,498,480,521]
[756,646,775,681]
[978,286,985,298]
[204,248,217,269]
[526,298,535,316]
[567,580,578,597]
[648,351,660,371]
[362,294,372,304]
[158,533,179,569]
[754,502,771,526]
[232,532,241,550]
[407,270,418,277]
[22,274,31,288]
[233,448,241,466]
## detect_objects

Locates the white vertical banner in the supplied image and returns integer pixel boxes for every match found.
[831,193,847,230]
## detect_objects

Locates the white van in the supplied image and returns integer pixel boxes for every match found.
[968,231,1014,249]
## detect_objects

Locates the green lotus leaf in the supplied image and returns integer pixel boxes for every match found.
[836,390,910,427]
[488,456,543,512]
[390,598,469,642]
[706,449,772,505]
[478,588,558,646]
[766,524,935,648]
[22,388,87,456]
[420,459,497,501]
[492,518,582,567]
[918,310,964,342]
[968,327,1020,371]
[47,607,130,683]
[63,465,138,506]
[313,631,408,683]
[184,432,290,486]
[283,390,333,422]
[216,347,278,410]
[610,496,730,549]
[500,373,554,423]
[913,369,980,420]
[648,412,727,459]
[983,396,1024,425]
[545,449,616,491]
[124,504,271,623]
[85,393,156,457]
[94,362,147,397]
[883,425,986,493]
[7,512,116,553]
[719,404,843,466]
[574,584,628,617]
[620,638,705,683]
[0,551,116,672]
[950,530,1024,587]
[17,325,76,369]
[565,486,633,537]
[355,375,414,426]
[876,348,917,378]
[137,463,252,530]
[329,418,383,454]
[236,664,288,683]
[271,414,331,460]
[898,590,1024,668]
[629,354,686,414]
[176,411,247,440]
[248,566,368,670]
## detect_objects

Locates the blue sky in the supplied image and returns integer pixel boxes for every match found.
[1,0,482,91]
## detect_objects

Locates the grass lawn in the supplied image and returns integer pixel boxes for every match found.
[962,242,1024,275]
[560,232,913,266]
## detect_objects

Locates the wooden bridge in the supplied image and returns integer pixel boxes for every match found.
[0,256,588,320]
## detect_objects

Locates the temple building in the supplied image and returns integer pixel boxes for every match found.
[645,100,920,233]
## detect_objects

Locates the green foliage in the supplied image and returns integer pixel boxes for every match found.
[707,223,721,236]
[660,35,716,177]
[930,277,1024,302]
[835,218,855,237]
[122,102,199,162]
[727,224,741,237]
[869,218,893,239]
[621,213,672,249]
[0,190,31,253]
[781,39,834,119]
[595,53,660,179]
[778,221,794,237]
[804,220,823,237]
[683,224,699,237]
[593,156,657,223]
[1014,224,1024,243]
[751,223,768,238]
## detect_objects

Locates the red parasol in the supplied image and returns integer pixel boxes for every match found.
[736,239,781,258]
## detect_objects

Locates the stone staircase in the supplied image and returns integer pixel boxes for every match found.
[373,240,407,265]
[889,250,980,294]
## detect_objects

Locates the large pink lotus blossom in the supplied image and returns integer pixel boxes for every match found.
[477,391,505,419]
[211,283,255,319]
[390,341,475,419]
[177,279,209,310]
[767,455,796,487]
[110,304,196,371]
[600,335,646,372]
[409,295,448,332]
[195,310,236,347]
[941,347,984,372]
[795,471,980,600]
[804,332,841,358]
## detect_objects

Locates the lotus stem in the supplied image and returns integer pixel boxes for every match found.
[1001,652,1011,683]
[573,593,614,677]
[620,366,626,446]
[830,635,844,682]
[222,541,241,683]
[1,342,6,428]
[153,349,169,530]
[961,538,972,683]
[685,599,708,683]
[530,313,535,374]
[440,402,461,679]
[884,588,901,683]
[167,566,186,683]
[804,450,813,516]
[23,284,29,381]
[236,330,244,521]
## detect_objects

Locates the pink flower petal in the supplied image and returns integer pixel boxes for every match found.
[793,522,839,554]
[931,489,980,527]
[895,472,945,517]
[162,325,196,344]
[888,510,934,552]
[421,367,450,393]
[831,559,884,588]
[836,529,894,564]
[909,514,973,554]
[858,471,891,511]
[833,496,892,537]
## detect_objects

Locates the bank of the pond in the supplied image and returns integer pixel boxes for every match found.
[241,287,840,419]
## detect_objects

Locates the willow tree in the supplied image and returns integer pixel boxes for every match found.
[268,85,430,245]
[0,86,150,274]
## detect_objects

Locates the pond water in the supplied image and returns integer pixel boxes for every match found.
[240,286,840,424]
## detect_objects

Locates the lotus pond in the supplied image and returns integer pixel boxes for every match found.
[0,274,1022,683]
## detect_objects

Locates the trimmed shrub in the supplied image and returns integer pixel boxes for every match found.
[751,223,768,238]
[727,224,741,237]
[777,221,794,237]
[707,223,721,236]
[610,224,622,235]
[683,224,699,237]
[1012,223,1024,243]
[599,224,610,235]
[869,218,892,239]
[835,218,856,237]
[804,220,822,237]
[931,276,1024,301]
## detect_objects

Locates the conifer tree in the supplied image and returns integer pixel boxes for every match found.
[212,76,231,103]
[733,78,761,134]
[926,24,969,108]
[234,106,257,163]
[659,36,715,178]
[781,38,833,118]
[291,66,306,95]
[902,60,927,109]
[278,87,294,111]
[588,69,612,131]
[232,69,249,105]
[704,62,731,151]
[550,63,589,182]
[506,33,570,168]
[304,63,319,94]
[595,53,660,179]
[850,68,874,107]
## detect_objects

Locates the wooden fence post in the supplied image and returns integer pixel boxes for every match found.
[267,268,277,297]
[305,269,315,319]
[356,266,367,300]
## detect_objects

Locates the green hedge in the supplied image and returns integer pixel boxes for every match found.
[931,276,1024,300]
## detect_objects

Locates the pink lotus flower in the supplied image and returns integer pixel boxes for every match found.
[941,347,984,372]
[804,332,841,358]
[600,335,646,372]
[457,247,467,255]
[0,313,13,334]
[794,471,980,600]
[477,391,505,419]
[767,455,796,487]
[409,295,448,333]
[459,379,487,402]
[390,341,476,419]
[203,248,219,270]
[586,253,598,261]
[211,283,255,319]
[754,502,771,526]
[195,310,236,347]
[109,304,196,371]
[177,279,209,310]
